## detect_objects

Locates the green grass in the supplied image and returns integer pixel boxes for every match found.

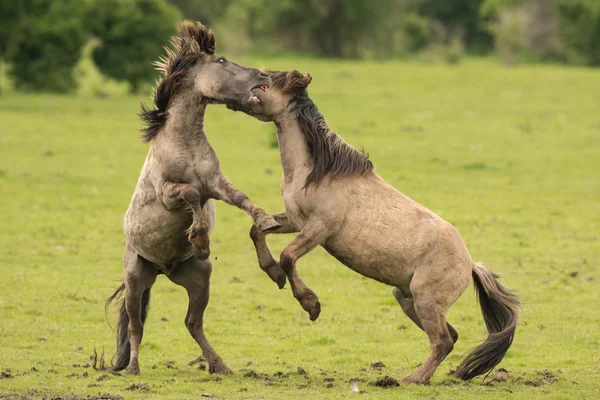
[0,58,599,399]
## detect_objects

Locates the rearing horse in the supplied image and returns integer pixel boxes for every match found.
[105,22,279,375]
[235,70,521,384]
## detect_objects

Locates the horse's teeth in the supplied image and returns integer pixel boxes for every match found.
[253,96,260,103]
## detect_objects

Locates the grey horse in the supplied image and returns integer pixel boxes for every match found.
[105,22,279,375]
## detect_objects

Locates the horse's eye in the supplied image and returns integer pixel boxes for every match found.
[218,57,226,63]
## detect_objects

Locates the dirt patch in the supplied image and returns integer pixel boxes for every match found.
[523,370,560,387]
[368,376,400,388]
[484,368,513,385]
[242,370,275,382]
[66,372,89,379]
[484,368,561,387]
[187,356,207,366]
[370,361,386,370]
[125,383,150,391]
[1,371,13,379]
[296,381,311,389]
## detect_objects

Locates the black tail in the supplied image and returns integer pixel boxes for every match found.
[453,263,520,380]
[105,283,151,371]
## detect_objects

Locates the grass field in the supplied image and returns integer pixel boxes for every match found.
[0,58,599,399]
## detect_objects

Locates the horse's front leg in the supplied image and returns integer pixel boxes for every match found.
[249,211,298,289]
[160,182,211,259]
[279,220,329,321]
[210,175,280,232]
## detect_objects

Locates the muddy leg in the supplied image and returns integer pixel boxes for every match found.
[167,257,231,374]
[279,220,329,321]
[393,287,458,343]
[400,268,467,384]
[123,246,158,374]
[211,176,280,232]
[249,211,298,289]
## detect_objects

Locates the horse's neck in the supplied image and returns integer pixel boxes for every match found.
[275,114,311,186]
[161,97,210,149]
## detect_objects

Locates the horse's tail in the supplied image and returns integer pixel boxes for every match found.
[105,283,151,371]
[453,262,520,380]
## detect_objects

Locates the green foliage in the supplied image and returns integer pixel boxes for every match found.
[402,13,431,52]
[0,0,23,56]
[167,0,231,26]
[558,0,600,66]
[6,0,89,92]
[411,0,494,53]
[88,0,180,92]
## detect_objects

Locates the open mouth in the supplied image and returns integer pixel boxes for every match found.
[251,84,269,103]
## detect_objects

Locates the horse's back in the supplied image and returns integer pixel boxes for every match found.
[322,174,472,285]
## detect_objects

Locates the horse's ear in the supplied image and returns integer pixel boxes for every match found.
[289,70,312,88]
[302,73,312,87]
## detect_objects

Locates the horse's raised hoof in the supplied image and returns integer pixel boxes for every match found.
[265,264,286,289]
[298,291,321,321]
[209,360,232,375]
[258,215,282,233]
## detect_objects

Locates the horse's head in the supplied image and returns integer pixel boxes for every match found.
[153,21,271,110]
[234,69,312,122]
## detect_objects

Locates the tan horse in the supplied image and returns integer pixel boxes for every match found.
[235,70,520,384]
[104,22,280,375]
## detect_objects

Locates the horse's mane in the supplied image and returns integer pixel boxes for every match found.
[139,21,215,143]
[269,70,374,188]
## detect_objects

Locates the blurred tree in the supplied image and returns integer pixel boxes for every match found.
[558,0,600,66]
[88,0,180,92]
[6,0,88,92]
[167,0,231,26]
[411,0,493,53]
[224,0,401,58]
[0,0,24,94]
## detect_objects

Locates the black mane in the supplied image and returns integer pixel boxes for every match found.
[139,21,215,143]
[294,93,374,187]
[269,70,374,187]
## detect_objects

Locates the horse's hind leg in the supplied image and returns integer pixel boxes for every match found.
[123,245,158,374]
[249,211,298,288]
[167,257,231,374]
[400,265,469,384]
[393,288,459,343]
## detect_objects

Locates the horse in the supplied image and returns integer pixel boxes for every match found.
[232,70,521,384]
[104,22,282,375]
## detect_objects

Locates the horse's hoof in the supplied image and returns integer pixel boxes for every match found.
[209,360,232,375]
[259,216,282,233]
[125,366,140,375]
[265,264,286,289]
[401,375,429,385]
[299,291,321,321]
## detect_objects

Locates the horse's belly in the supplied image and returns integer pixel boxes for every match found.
[124,200,215,266]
